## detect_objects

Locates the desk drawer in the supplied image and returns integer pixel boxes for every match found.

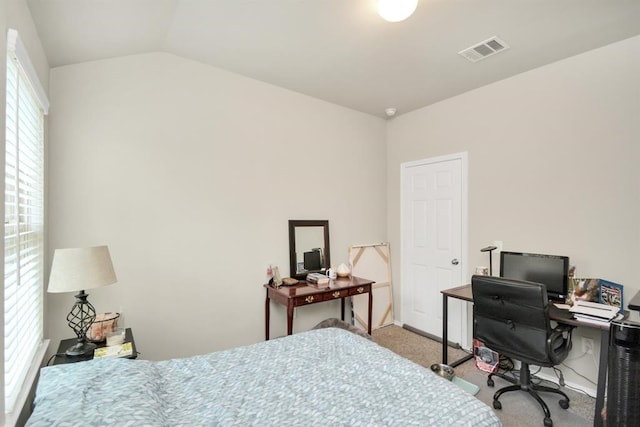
[323,289,348,301]
[349,285,370,296]
[294,294,321,306]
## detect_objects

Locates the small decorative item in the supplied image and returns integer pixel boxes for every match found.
[272,266,283,287]
[567,278,600,306]
[266,265,273,283]
[475,266,489,276]
[87,312,120,342]
[336,263,351,277]
[282,277,298,286]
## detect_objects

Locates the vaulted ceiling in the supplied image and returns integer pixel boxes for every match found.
[26,0,640,118]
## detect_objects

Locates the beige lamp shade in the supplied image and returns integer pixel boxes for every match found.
[48,246,117,293]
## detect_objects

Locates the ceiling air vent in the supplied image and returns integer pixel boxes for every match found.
[458,37,509,63]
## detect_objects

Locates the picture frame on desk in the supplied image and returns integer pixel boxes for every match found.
[599,279,623,313]
[567,277,600,305]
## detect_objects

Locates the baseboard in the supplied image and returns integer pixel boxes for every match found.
[401,323,465,350]
[507,360,597,398]
[534,369,597,398]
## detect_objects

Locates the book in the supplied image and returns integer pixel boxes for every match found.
[306,272,329,285]
[599,279,624,314]
[94,341,133,359]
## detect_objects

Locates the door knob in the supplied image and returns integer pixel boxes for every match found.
[451,258,459,265]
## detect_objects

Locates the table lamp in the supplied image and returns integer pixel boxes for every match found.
[47,245,117,356]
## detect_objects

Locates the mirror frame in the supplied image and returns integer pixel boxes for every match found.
[288,220,330,280]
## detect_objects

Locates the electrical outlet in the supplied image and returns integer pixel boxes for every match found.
[582,338,594,354]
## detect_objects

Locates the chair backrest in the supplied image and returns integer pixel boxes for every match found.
[472,275,554,366]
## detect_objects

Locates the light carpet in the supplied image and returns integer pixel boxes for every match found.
[467,371,591,426]
[371,324,594,427]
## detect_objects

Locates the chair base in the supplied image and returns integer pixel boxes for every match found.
[488,363,570,427]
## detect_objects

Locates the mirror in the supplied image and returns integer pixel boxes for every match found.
[288,220,330,279]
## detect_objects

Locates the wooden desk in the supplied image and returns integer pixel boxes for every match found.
[441,283,611,427]
[264,276,374,340]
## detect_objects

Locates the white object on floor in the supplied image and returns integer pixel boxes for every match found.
[452,376,480,395]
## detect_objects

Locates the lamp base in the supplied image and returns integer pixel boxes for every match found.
[65,340,97,357]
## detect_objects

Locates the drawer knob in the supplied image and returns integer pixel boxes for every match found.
[357,287,364,293]
[332,291,340,298]
[305,296,314,303]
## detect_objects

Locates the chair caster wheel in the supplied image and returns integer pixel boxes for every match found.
[544,417,553,427]
[559,399,569,409]
[487,378,494,387]
[493,400,502,410]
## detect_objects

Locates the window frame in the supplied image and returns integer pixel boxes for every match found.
[4,28,49,420]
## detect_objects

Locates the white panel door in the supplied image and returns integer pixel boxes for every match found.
[401,153,467,345]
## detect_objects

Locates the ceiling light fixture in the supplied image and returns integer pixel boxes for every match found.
[377,0,418,22]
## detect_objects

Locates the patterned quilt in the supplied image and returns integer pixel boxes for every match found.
[27,328,501,426]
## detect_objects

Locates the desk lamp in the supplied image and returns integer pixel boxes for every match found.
[480,245,498,276]
[47,246,117,356]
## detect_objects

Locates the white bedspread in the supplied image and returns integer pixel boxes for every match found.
[27,328,501,426]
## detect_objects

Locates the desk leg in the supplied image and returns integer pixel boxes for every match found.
[441,293,474,368]
[265,290,270,341]
[367,290,373,335]
[341,298,345,322]
[593,329,609,427]
[442,293,449,365]
[287,303,294,335]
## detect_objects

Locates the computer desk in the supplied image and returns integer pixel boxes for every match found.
[441,283,611,427]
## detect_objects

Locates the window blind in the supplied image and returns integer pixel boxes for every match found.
[4,32,46,413]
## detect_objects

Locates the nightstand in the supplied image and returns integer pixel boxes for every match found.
[51,327,138,365]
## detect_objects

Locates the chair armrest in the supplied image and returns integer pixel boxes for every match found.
[547,324,574,364]
[554,323,574,334]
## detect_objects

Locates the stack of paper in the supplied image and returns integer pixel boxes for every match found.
[569,300,622,325]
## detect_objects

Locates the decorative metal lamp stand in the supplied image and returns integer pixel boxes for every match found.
[47,246,118,356]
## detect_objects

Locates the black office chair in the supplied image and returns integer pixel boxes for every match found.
[471,275,574,427]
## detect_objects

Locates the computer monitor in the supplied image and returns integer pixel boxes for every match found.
[499,251,570,302]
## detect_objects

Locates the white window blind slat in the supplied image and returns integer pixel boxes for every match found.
[4,36,45,412]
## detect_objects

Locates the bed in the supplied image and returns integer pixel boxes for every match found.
[27,328,501,426]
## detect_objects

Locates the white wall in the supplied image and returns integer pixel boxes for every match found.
[47,52,387,361]
[386,35,640,393]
